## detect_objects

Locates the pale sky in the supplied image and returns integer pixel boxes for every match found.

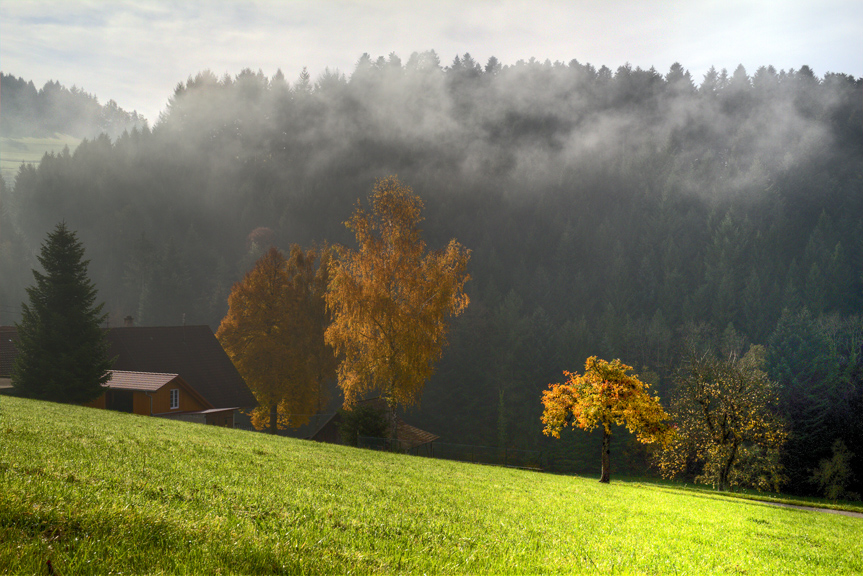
[2,0,861,125]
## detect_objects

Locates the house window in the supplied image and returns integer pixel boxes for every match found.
[170,389,179,409]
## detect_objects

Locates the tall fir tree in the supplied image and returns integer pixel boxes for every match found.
[12,222,112,403]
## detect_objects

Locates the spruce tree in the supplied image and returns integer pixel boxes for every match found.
[12,222,112,402]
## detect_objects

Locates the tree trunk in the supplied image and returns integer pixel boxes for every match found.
[388,398,398,450]
[269,403,278,434]
[718,443,738,491]
[386,377,398,450]
[600,428,611,483]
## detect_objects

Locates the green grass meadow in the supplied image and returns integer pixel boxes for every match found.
[1,396,861,575]
[0,134,81,184]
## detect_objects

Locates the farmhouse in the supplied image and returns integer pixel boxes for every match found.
[106,324,257,411]
[83,370,237,426]
[0,324,257,426]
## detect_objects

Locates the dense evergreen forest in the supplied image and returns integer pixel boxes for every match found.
[0,72,146,139]
[1,52,861,495]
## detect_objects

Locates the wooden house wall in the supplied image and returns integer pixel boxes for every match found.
[205,411,235,427]
[84,381,208,415]
[150,384,208,414]
[85,395,107,409]
[133,392,151,415]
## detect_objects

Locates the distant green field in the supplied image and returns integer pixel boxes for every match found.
[0,133,81,184]
[1,396,861,575]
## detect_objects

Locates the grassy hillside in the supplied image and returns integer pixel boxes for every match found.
[1,396,861,575]
[0,134,81,184]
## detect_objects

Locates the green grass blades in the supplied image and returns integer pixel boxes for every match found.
[1,396,861,575]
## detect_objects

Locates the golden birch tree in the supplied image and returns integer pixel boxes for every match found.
[217,245,335,433]
[541,357,672,483]
[325,176,470,434]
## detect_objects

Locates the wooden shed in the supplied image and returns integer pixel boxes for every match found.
[309,397,440,454]
[83,370,236,427]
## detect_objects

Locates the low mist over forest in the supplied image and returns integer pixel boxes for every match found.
[1,52,861,494]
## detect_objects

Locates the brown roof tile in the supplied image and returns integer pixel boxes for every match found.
[106,370,180,392]
[395,420,441,450]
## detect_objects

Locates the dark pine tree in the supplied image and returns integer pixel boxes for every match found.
[12,222,112,403]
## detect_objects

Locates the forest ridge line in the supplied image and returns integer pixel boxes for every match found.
[0,51,861,497]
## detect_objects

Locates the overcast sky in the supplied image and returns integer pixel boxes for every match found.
[2,0,861,125]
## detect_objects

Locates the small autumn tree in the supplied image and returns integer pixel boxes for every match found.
[656,341,787,492]
[325,176,470,434]
[217,245,335,433]
[541,356,671,483]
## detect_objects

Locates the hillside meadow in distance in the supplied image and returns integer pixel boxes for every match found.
[1,51,862,573]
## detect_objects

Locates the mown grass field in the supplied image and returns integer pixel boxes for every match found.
[1,396,861,575]
[0,134,81,184]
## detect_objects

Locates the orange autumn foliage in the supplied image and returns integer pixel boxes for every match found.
[217,245,335,433]
[325,176,470,414]
[542,356,672,482]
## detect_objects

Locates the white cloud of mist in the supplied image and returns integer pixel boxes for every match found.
[1,0,861,125]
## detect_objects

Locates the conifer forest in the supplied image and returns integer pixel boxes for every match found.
[1,53,861,496]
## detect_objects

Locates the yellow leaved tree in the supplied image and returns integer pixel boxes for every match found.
[541,357,672,483]
[217,245,335,433]
[325,176,471,436]
[656,343,787,492]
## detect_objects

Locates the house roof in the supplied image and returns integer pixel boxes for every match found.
[107,370,180,392]
[107,326,257,409]
[310,397,440,451]
[361,397,441,449]
[395,420,440,450]
[104,370,214,410]
[0,325,257,409]
[195,407,240,414]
